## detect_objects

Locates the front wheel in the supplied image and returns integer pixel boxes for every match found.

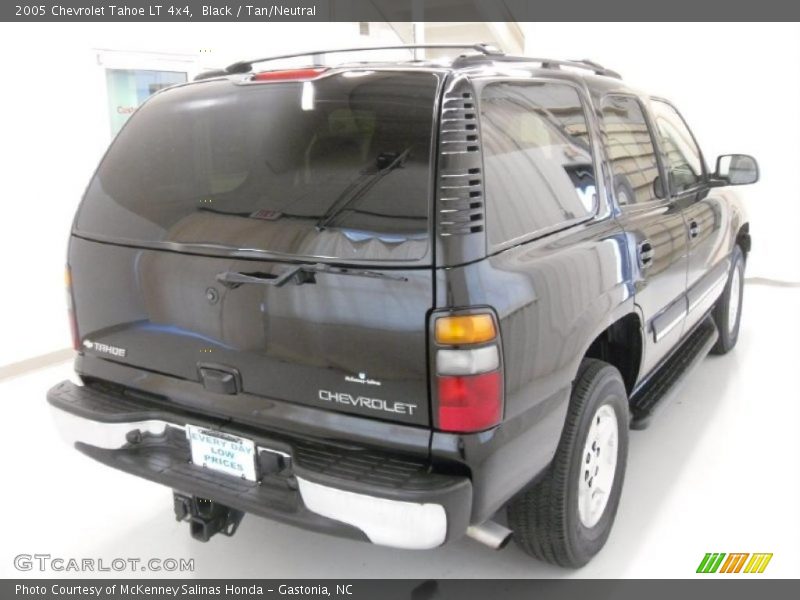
[507,359,629,568]
[710,245,745,355]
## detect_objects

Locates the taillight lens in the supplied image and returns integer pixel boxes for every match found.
[437,346,499,375]
[65,266,79,350]
[438,371,502,432]
[435,314,496,345]
[433,311,503,433]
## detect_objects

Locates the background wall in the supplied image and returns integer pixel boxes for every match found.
[1,22,797,367]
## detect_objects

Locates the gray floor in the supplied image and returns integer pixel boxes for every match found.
[2,283,798,578]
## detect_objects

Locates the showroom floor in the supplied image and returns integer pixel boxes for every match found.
[2,283,797,578]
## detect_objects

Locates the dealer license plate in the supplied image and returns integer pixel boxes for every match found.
[186,425,257,482]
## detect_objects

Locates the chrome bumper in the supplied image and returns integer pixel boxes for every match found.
[49,400,449,550]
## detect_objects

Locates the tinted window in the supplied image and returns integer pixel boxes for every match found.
[600,96,661,205]
[480,82,596,246]
[76,72,440,263]
[651,100,704,193]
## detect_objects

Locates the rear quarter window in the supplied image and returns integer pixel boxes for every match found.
[479,81,597,247]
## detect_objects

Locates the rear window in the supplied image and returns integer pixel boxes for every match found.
[75,71,441,263]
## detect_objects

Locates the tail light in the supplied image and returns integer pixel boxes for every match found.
[433,312,503,433]
[65,266,79,350]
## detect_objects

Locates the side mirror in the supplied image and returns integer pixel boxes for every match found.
[714,154,759,186]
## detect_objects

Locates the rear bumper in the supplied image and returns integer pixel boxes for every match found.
[47,380,471,550]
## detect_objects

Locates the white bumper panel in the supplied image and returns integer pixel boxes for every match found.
[297,477,447,550]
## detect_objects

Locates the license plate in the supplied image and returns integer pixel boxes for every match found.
[186,425,257,482]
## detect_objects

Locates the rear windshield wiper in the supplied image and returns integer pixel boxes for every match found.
[216,263,409,289]
[197,148,411,228]
[314,147,412,232]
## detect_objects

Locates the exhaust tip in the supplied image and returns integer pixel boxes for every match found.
[496,530,513,550]
[466,521,513,550]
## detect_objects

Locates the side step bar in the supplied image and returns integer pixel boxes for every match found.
[629,316,719,430]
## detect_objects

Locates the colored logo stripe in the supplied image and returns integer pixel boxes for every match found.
[697,553,726,573]
[719,553,749,573]
[744,553,773,573]
[697,552,772,574]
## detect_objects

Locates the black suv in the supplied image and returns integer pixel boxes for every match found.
[48,44,758,567]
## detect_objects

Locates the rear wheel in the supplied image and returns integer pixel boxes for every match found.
[507,359,629,568]
[710,245,745,355]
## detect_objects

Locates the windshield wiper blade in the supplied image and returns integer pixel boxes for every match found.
[315,147,412,232]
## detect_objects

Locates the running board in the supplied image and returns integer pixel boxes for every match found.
[629,316,719,430]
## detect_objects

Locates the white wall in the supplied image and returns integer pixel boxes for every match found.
[522,22,800,283]
[0,22,403,366]
[424,22,524,53]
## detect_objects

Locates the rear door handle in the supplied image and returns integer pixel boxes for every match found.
[689,220,700,239]
[638,240,654,269]
[198,365,241,395]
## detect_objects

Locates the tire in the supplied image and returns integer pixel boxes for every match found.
[710,245,745,355]
[507,359,629,568]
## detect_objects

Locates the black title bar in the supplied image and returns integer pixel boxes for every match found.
[5,580,800,600]
[4,0,800,22]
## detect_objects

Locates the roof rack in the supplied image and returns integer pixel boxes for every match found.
[195,43,503,80]
[193,44,621,82]
[453,53,622,79]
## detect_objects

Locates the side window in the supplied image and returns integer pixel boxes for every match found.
[480,82,596,246]
[651,100,705,193]
[599,95,661,205]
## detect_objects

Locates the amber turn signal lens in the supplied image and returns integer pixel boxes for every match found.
[435,314,496,345]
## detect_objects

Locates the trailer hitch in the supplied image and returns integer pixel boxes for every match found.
[173,493,245,542]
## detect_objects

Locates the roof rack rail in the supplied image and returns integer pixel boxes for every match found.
[454,53,622,79]
[572,58,622,79]
[195,43,504,80]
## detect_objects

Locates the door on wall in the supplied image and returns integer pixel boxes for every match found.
[106,69,187,136]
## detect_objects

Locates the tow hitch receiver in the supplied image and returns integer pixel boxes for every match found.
[173,493,245,542]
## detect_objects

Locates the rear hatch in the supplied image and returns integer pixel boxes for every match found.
[68,69,443,427]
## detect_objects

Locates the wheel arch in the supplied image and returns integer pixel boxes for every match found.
[582,310,644,394]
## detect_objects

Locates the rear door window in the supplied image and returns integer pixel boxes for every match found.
[479,82,597,247]
[651,100,706,194]
[600,95,662,205]
[75,71,441,264]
